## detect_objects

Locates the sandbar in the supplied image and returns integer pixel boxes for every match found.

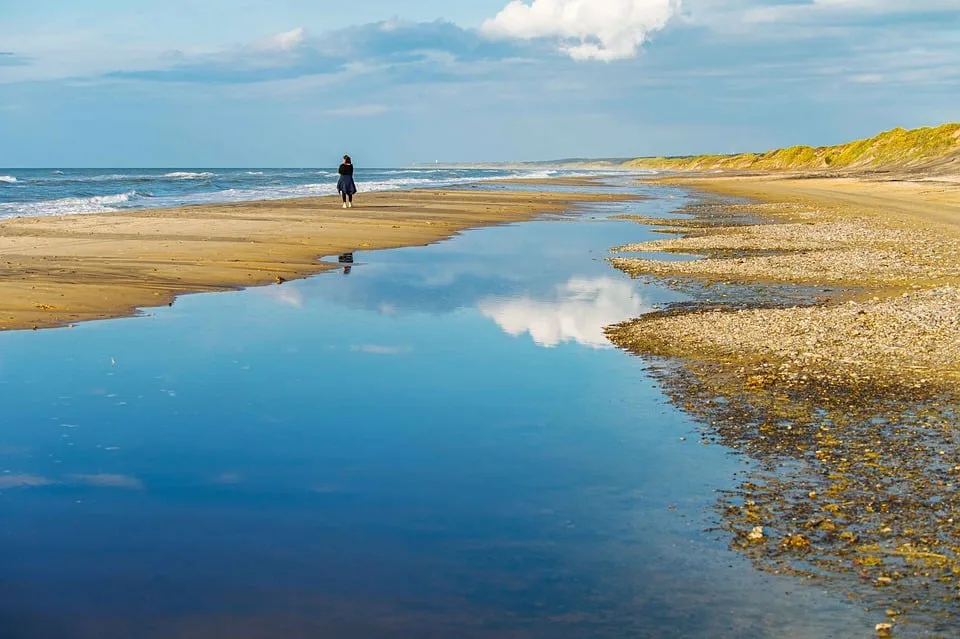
[0,188,632,331]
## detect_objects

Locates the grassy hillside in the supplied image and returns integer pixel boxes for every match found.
[623,123,960,173]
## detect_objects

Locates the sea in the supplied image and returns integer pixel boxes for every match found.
[0,167,613,219]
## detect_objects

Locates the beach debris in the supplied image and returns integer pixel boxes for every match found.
[747,526,765,542]
[875,622,893,637]
[779,534,811,551]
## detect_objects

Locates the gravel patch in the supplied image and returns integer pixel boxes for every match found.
[607,196,960,388]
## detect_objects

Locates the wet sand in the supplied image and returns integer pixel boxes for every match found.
[0,188,632,332]
[493,176,618,188]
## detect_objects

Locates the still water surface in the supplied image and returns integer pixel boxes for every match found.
[0,183,868,637]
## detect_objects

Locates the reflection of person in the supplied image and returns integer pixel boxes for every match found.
[337,155,357,209]
[338,252,354,275]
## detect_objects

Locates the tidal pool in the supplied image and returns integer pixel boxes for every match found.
[0,183,870,638]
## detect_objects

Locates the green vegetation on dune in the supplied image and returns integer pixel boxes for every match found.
[623,123,960,172]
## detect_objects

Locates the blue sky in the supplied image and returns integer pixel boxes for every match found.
[1,0,958,167]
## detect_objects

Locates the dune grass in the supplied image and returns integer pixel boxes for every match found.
[623,123,960,172]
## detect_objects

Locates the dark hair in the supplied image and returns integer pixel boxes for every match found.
[343,155,351,164]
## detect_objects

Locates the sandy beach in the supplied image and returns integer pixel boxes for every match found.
[0,188,632,332]
[672,175,960,230]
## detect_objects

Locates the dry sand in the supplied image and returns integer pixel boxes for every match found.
[677,174,960,230]
[0,188,632,331]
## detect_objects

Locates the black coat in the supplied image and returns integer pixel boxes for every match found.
[337,163,357,195]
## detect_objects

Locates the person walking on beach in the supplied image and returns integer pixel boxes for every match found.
[338,155,357,208]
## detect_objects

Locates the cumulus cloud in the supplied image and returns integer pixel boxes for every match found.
[479,276,650,348]
[481,0,680,61]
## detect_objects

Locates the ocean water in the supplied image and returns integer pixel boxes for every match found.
[0,167,610,219]
[0,179,871,638]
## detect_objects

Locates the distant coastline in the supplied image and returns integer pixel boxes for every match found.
[422,122,960,178]
[411,160,638,171]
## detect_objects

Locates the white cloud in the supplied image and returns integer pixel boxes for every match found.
[0,474,53,489]
[850,73,884,83]
[479,276,650,349]
[326,104,390,117]
[744,0,960,23]
[214,472,243,485]
[350,345,413,355]
[481,0,681,61]
[70,474,144,489]
[257,27,306,52]
[260,283,304,308]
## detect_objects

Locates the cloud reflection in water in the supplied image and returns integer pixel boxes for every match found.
[479,276,650,349]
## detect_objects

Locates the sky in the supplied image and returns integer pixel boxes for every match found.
[0,0,958,167]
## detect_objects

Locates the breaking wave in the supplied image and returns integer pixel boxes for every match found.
[0,190,147,218]
[163,172,216,180]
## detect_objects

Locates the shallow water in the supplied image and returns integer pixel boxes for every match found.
[0,182,870,637]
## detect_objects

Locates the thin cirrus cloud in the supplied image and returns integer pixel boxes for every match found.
[261,284,305,308]
[69,474,144,489]
[0,52,30,66]
[326,104,390,117]
[743,0,960,23]
[481,0,681,61]
[106,21,530,84]
[0,473,53,489]
[0,473,143,489]
[350,345,414,356]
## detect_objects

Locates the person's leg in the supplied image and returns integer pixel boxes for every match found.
[341,191,348,208]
